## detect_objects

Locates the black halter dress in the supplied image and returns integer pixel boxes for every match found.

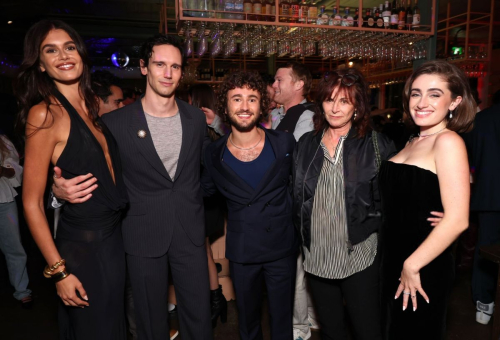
[53,91,128,340]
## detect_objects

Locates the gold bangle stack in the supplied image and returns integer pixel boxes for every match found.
[43,259,66,279]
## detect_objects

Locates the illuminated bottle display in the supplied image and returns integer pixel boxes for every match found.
[412,0,420,29]
[290,0,300,23]
[390,0,398,29]
[308,2,318,24]
[398,0,406,30]
[299,0,309,23]
[279,0,290,22]
[382,1,391,28]
[317,5,329,25]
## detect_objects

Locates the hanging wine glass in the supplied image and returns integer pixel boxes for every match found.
[196,22,208,57]
[184,21,194,57]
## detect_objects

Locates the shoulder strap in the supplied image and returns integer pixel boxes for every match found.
[372,130,381,172]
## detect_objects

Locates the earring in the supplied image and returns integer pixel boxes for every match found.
[353,110,357,119]
[449,110,453,119]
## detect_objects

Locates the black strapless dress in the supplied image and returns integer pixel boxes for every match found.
[53,91,128,340]
[379,161,454,340]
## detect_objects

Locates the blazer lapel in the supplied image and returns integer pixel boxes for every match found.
[173,99,194,181]
[211,135,255,195]
[128,101,172,182]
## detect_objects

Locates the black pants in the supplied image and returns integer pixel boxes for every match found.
[230,253,296,340]
[472,211,500,304]
[127,224,212,340]
[307,257,382,340]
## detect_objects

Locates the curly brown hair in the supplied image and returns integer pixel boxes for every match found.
[216,71,270,126]
[313,68,371,138]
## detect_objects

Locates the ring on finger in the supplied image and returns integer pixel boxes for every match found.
[403,291,411,295]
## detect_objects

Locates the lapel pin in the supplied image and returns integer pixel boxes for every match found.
[137,130,147,139]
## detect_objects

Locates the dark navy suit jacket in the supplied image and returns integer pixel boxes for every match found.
[201,128,298,264]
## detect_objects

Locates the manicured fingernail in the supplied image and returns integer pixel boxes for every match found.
[83,295,88,300]
[413,307,416,312]
[426,299,430,304]
[394,295,398,299]
[403,306,406,311]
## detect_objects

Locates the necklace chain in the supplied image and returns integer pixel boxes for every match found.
[229,131,262,150]
[418,127,446,138]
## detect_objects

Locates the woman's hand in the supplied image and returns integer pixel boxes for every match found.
[56,274,89,307]
[395,260,429,311]
[427,211,444,227]
[201,107,216,125]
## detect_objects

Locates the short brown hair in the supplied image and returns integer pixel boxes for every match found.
[402,60,476,133]
[313,68,371,138]
[282,62,312,97]
[217,71,270,126]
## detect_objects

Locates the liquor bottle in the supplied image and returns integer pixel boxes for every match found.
[308,2,318,24]
[253,0,263,21]
[269,0,276,21]
[317,5,329,25]
[377,4,384,27]
[225,0,235,19]
[353,8,359,27]
[342,7,353,27]
[290,0,300,23]
[382,1,391,28]
[406,0,412,29]
[373,7,380,28]
[390,0,398,29]
[328,6,337,25]
[367,9,375,28]
[244,0,253,20]
[334,6,343,26]
[412,0,420,29]
[398,0,406,30]
[299,0,309,23]
[280,0,290,22]
[362,8,370,27]
[234,0,244,19]
[262,0,270,18]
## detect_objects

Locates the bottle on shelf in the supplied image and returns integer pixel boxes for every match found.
[224,0,236,19]
[363,8,370,27]
[328,6,336,26]
[299,0,309,23]
[367,8,375,28]
[253,0,263,21]
[376,4,384,28]
[334,6,343,26]
[342,7,353,27]
[354,8,359,27]
[317,5,329,25]
[261,0,269,19]
[243,0,253,20]
[269,0,276,21]
[373,6,380,28]
[412,0,420,29]
[308,2,318,24]
[290,0,300,23]
[406,0,413,30]
[279,0,290,22]
[390,0,399,29]
[234,0,244,19]
[398,0,406,30]
[382,1,391,28]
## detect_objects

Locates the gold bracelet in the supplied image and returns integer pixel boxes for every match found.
[49,259,66,272]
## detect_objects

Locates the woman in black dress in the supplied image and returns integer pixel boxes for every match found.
[379,60,477,339]
[16,20,127,339]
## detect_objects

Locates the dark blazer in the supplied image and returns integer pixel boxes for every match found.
[463,104,500,211]
[101,98,209,257]
[201,128,298,264]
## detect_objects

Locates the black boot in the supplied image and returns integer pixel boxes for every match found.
[210,285,227,328]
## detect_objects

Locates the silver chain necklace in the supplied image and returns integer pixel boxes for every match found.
[229,131,263,150]
[418,127,446,138]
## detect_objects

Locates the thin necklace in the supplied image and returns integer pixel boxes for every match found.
[229,131,262,150]
[418,127,446,138]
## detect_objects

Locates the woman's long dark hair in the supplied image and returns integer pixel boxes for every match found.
[189,84,220,141]
[14,20,99,136]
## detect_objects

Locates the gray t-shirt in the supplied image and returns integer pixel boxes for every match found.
[144,111,183,181]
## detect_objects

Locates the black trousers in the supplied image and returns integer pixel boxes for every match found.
[472,211,500,304]
[229,253,297,340]
[307,257,382,340]
[127,224,212,340]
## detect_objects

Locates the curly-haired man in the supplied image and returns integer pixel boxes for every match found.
[202,71,298,340]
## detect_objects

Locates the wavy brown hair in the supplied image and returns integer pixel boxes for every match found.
[313,68,371,138]
[14,20,99,136]
[216,71,270,126]
[402,60,476,133]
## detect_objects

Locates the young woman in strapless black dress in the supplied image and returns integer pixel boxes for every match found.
[379,60,477,339]
[15,20,127,339]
